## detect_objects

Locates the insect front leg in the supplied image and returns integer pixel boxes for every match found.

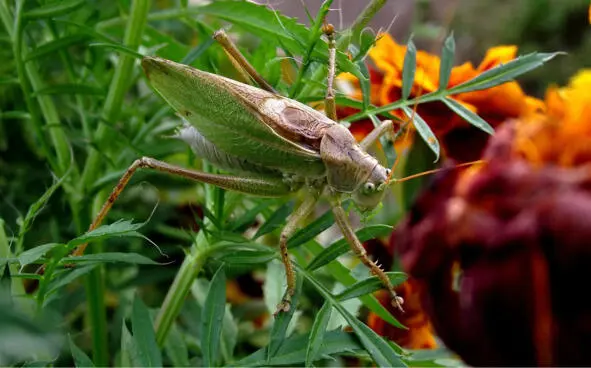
[329,195,405,311]
[275,192,320,314]
[71,157,294,258]
[213,29,276,93]
[359,119,394,151]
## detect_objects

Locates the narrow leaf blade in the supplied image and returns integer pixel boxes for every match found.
[201,265,227,367]
[438,33,455,91]
[69,335,94,367]
[442,97,494,135]
[336,272,408,301]
[401,39,417,100]
[402,106,440,161]
[305,301,333,366]
[132,296,162,367]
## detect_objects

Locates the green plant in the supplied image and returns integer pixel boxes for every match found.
[0,0,557,366]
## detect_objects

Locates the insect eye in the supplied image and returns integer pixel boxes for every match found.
[385,168,392,177]
[364,182,375,193]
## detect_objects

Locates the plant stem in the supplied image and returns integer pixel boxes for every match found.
[154,231,209,346]
[80,0,150,191]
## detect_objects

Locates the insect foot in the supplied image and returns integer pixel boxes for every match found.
[275,295,292,315]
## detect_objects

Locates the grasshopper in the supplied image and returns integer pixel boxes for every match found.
[72,25,407,314]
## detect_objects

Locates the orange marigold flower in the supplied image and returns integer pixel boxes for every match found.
[338,34,543,162]
[393,69,591,366]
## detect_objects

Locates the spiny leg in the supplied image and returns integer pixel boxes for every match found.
[275,192,320,314]
[323,23,337,121]
[212,29,276,93]
[71,157,292,258]
[329,195,404,311]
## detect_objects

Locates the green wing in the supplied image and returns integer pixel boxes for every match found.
[142,57,331,176]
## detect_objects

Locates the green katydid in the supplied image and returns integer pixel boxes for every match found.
[71,25,417,314]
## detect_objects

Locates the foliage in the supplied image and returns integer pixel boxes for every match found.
[0,0,557,366]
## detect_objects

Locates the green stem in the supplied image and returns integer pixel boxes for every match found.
[154,231,210,346]
[299,0,388,98]
[80,0,150,191]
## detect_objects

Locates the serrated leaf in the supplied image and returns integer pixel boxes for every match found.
[25,34,89,61]
[254,201,293,238]
[442,97,494,135]
[448,52,562,94]
[305,301,332,366]
[32,84,105,97]
[402,106,440,162]
[287,208,333,249]
[24,0,85,19]
[336,272,407,301]
[235,330,363,367]
[402,39,416,100]
[61,252,160,265]
[18,243,63,266]
[17,170,70,249]
[67,219,146,247]
[132,296,162,367]
[201,265,226,367]
[307,225,393,271]
[69,335,94,367]
[438,33,455,91]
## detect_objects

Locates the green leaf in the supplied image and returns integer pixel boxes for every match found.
[336,272,407,301]
[219,249,275,265]
[24,0,85,19]
[442,97,494,135]
[305,301,332,366]
[67,219,146,247]
[448,52,563,94]
[402,106,440,162]
[89,42,144,59]
[307,225,393,271]
[45,264,98,299]
[69,335,94,367]
[235,330,363,367]
[17,170,70,252]
[32,84,105,97]
[287,208,333,249]
[304,241,405,329]
[438,33,455,91]
[299,266,405,367]
[201,265,226,367]
[18,243,63,266]
[357,59,371,110]
[132,296,162,367]
[267,274,303,360]
[196,0,362,79]
[61,252,160,265]
[121,321,141,367]
[254,201,293,238]
[24,34,89,61]
[401,38,416,100]
[164,323,190,367]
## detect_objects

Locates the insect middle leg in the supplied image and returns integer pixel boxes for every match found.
[275,192,320,314]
